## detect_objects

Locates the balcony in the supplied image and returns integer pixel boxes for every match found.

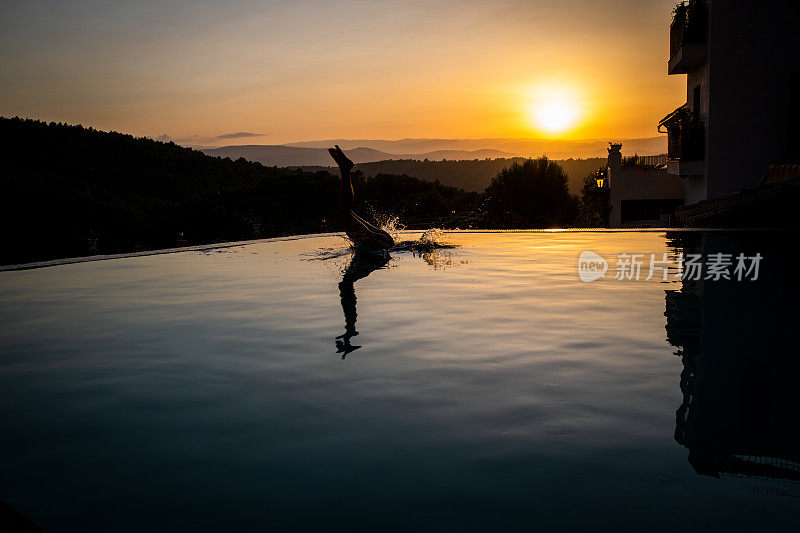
[668,0,708,74]
[658,105,705,176]
[621,154,668,169]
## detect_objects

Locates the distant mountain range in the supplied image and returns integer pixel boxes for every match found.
[201,136,667,167]
[201,145,515,167]
[282,137,667,158]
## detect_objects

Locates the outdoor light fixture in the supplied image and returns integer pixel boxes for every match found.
[595,169,606,188]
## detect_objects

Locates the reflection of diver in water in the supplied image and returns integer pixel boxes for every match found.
[329,145,394,250]
[336,251,390,358]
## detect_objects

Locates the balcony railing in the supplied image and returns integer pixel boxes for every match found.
[670,1,708,56]
[659,105,705,162]
[669,0,708,74]
[621,154,668,169]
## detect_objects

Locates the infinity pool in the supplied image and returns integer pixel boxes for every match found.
[1,231,798,531]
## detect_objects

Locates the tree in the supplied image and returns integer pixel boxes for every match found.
[483,157,577,228]
[578,170,611,227]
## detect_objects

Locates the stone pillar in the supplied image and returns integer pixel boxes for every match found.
[607,143,622,187]
[608,143,623,227]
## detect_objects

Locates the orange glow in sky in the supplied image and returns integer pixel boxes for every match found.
[0,0,685,146]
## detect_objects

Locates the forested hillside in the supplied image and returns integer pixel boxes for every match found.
[0,118,479,265]
[302,157,606,193]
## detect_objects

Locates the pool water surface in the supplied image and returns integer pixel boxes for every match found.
[0,231,798,531]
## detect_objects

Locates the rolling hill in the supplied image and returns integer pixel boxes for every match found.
[0,117,481,265]
[201,145,515,166]
[281,136,667,159]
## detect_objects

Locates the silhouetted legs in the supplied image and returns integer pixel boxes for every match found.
[328,145,394,249]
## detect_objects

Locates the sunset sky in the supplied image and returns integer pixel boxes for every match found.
[0,0,685,146]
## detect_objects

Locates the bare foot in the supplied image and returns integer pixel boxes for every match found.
[328,144,354,173]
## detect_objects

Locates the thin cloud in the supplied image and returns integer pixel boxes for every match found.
[216,132,271,140]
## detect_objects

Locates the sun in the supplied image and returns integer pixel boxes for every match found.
[533,100,579,135]
[525,84,583,137]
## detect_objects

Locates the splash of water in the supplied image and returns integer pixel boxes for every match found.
[304,227,456,263]
[391,228,454,253]
[419,228,446,246]
[360,204,404,241]
[305,205,454,261]
[380,215,405,241]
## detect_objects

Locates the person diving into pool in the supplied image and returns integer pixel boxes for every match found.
[329,145,395,249]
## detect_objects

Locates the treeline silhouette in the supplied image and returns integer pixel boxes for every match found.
[0,118,479,265]
[0,117,609,265]
[302,157,605,193]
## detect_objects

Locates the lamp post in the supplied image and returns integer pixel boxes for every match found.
[595,168,606,188]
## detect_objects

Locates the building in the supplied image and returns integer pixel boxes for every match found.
[665,231,800,481]
[606,143,684,227]
[658,0,800,205]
